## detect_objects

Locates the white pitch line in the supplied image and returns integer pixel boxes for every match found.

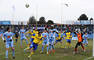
[84,56,94,60]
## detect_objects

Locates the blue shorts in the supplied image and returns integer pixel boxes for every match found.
[30,38,34,42]
[30,42,38,51]
[6,41,14,48]
[49,40,54,45]
[67,39,71,43]
[56,39,62,43]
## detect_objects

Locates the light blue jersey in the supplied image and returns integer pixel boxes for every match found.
[83,34,88,40]
[41,32,49,53]
[53,29,57,32]
[19,29,27,40]
[0,31,3,38]
[3,32,14,43]
[49,32,55,45]
[3,31,15,59]
[83,34,88,44]
[55,33,58,38]
[42,32,49,45]
[19,29,28,46]
[3,32,15,48]
[19,29,26,37]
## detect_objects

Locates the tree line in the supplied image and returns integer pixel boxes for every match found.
[78,14,93,24]
[26,14,93,25]
[28,16,54,25]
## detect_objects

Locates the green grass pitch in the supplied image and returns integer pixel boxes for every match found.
[0,37,93,60]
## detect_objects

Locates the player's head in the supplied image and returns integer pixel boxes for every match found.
[15,30,18,32]
[38,32,41,36]
[50,30,53,33]
[60,30,63,33]
[63,30,66,33]
[22,26,24,29]
[33,27,36,30]
[7,27,11,32]
[78,31,81,33]
[44,28,47,32]
[35,28,37,31]
[85,33,87,35]
[44,29,47,33]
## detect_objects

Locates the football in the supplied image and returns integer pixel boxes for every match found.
[25,3,29,8]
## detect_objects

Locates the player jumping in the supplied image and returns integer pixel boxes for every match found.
[48,30,55,54]
[19,26,28,48]
[40,30,49,54]
[74,31,85,54]
[82,33,88,46]
[3,27,15,60]
[65,30,72,48]
[24,33,42,58]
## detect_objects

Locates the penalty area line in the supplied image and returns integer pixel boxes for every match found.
[84,56,94,60]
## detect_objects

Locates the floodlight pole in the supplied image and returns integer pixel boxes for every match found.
[61,0,69,28]
[36,4,38,29]
[61,0,63,29]
[12,5,15,31]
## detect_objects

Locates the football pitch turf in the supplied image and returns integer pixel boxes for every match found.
[0,38,93,60]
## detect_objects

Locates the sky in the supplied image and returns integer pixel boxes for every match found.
[0,0,94,24]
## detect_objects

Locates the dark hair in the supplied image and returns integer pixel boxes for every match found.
[45,28,47,31]
[7,27,10,31]
[53,31,56,33]
[38,32,41,36]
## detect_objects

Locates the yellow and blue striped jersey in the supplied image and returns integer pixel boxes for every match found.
[33,35,42,44]
[66,32,72,39]
[56,33,61,40]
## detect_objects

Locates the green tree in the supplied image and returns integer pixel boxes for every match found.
[78,14,88,23]
[78,14,88,20]
[38,17,46,24]
[47,20,54,24]
[28,16,36,24]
